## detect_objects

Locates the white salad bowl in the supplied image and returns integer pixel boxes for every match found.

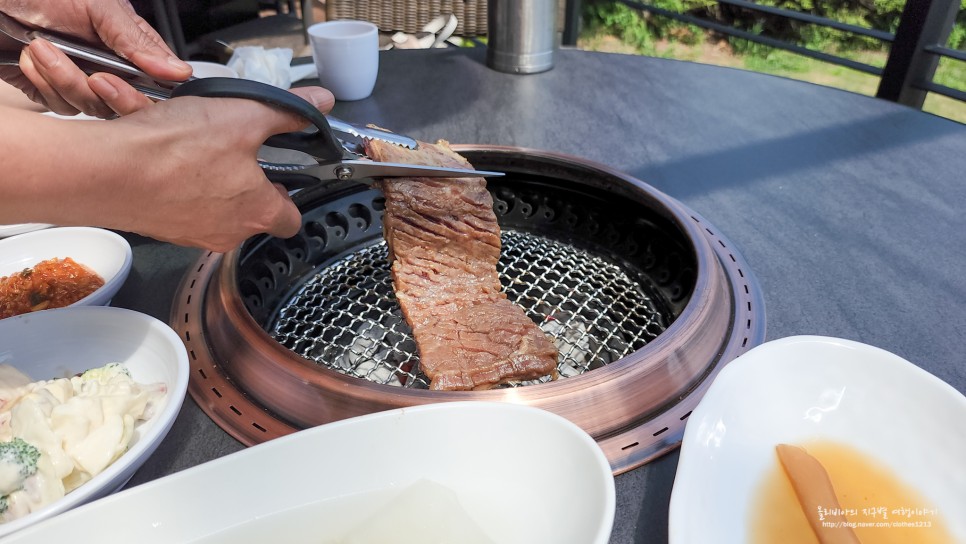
[5,401,615,544]
[668,335,966,544]
[0,306,189,537]
[0,226,132,313]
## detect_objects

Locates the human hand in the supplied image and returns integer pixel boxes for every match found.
[0,0,191,118]
[10,86,337,252]
[111,86,337,251]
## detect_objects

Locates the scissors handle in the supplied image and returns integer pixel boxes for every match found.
[170,77,344,163]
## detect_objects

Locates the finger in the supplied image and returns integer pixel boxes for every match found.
[89,73,155,116]
[132,13,178,54]
[23,39,118,118]
[18,45,80,116]
[118,0,173,51]
[289,86,336,114]
[264,184,302,239]
[90,0,192,82]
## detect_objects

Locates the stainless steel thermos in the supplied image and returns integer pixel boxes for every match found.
[486,0,558,74]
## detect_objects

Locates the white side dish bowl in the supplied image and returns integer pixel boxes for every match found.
[0,226,132,311]
[5,401,616,544]
[668,335,966,544]
[0,306,189,537]
[187,60,240,79]
[0,224,52,239]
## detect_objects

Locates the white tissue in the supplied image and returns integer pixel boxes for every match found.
[227,46,294,89]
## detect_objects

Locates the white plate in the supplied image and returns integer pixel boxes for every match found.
[668,335,966,543]
[5,401,616,544]
[0,226,132,312]
[0,306,189,537]
[0,224,52,238]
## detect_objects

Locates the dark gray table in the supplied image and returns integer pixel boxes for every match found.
[116,47,966,543]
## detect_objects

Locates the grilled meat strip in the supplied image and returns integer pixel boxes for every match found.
[366,139,559,390]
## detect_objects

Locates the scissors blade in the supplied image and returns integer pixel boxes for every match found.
[325,117,418,149]
[328,160,503,181]
[261,159,503,184]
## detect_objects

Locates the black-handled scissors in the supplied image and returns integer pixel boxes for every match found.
[0,11,503,187]
[170,78,503,188]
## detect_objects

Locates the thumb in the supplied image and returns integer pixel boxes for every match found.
[289,86,336,117]
[265,183,302,240]
[89,0,192,81]
[256,86,337,136]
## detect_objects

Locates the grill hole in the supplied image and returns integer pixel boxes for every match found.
[266,245,290,275]
[347,203,372,230]
[325,211,349,238]
[305,221,328,246]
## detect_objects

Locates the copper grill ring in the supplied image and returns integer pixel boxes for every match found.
[175,146,765,474]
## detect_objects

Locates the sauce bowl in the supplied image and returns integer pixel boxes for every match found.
[668,336,966,543]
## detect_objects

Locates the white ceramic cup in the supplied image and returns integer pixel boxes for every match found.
[308,21,379,101]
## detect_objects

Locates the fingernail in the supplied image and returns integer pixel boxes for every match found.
[302,90,322,107]
[167,56,191,71]
[29,39,58,68]
[89,75,119,100]
[301,88,332,109]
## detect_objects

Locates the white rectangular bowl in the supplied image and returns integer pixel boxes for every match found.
[5,401,615,544]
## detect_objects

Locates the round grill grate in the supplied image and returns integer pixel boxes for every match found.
[270,230,670,388]
[173,146,767,473]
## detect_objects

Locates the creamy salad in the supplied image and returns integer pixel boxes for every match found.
[0,363,165,522]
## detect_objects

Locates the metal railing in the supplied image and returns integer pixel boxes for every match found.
[563,0,965,109]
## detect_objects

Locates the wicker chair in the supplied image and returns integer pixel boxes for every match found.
[326,0,488,38]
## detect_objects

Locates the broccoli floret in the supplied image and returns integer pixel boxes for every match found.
[0,438,40,501]
[0,438,39,479]
[80,362,131,382]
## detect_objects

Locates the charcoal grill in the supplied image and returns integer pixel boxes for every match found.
[172,146,765,474]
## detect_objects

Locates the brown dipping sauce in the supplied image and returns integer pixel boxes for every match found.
[0,257,105,319]
[750,441,955,544]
